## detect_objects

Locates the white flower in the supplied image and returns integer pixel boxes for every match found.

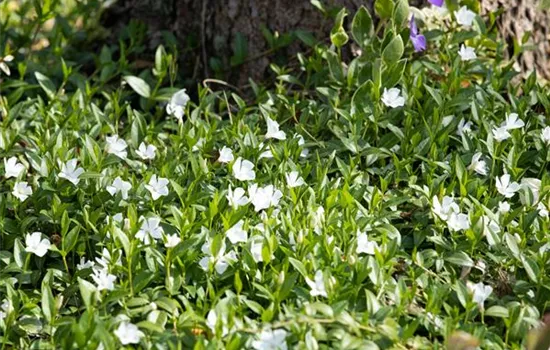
[218,146,234,163]
[166,89,190,121]
[498,201,510,214]
[145,174,169,200]
[250,239,263,263]
[447,213,470,231]
[105,135,128,159]
[252,329,288,350]
[503,113,524,130]
[114,322,144,345]
[467,281,493,309]
[381,88,405,108]
[454,6,476,27]
[468,152,487,176]
[285,171,305,188]
[0,299,12,320]
[136,142,157,160]
[492,126,511,142]
[458,45,476,61]
[496,174,520,198]
[457,118,473,136]
[0,55,14,76]
[59,159,85,185]
[91,268,117,291]
[356,231,378,255]
[311,206,325,235]
[481,215,501,246]
[136,217,164,244]
[520,177,541,204]
[106,177,132,200]
[25,232,51,257]
[541,126,550,144]
[295,134,309,158]
[4,157,25,178]
[192,138,205,152]
[265,117,286,140]
[232,157,256,181]
[537,202,549,218]
[12,181,32,201]
[206,310,229,336]
[249,184,283,212]
[258,143,274,159]
[165,234,181,248]
[226,186,249,209]
[306,270,327,298]
[199,240,237,274]
[77,257,94,270]
[432,196,460,221]
[226,220,248,244]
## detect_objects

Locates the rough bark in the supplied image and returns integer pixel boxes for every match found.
[102,0,550,86]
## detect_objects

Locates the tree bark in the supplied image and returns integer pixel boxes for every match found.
[102,0,550,86]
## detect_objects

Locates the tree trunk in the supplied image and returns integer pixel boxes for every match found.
[102,0,550,86]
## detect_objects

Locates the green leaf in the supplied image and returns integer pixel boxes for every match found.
[382,35,404,65]
[35,72,56,99]
[289,258,308,279]
[393,0,409,27]
[375,0,394,19]
[330,8,349,48]
[351,6,373,48]
[522,256,540,283]
[445,252,474,267]
[41,272,55,323]
[231,33,248,66]
[78,278,96,310]
[123,76,151,98]
[484,305,509,318]
[325,50,344,82]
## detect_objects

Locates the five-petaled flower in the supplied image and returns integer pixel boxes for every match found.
[218,146,234,163]
[249,184,283,212]
[467,281,493,309]
[265,117,286,140]
[496,174,520,198]
[12,181,32,201]
[164,234,181,248]
[454,6,476,27]
[166,89,190,121]
[306,270,328,298]
[4,157,25,178]
[25,232,51,257]
[0,55,14,76]
[285,171,305,188]
[356,230,379,255]
[145,174,169,200]
[91,268,117,291]
[226,186,249,209]
[136,142,157,160]
[225,220,248,244]
[232,157,256,181]
[136,217,164,244]
[59,159,85,185]
[114,322,144,345]
[252,328,288,350]
[468,152,488,176]
[106,176,132,200]
[105,135,128,159]
[381,88,405,108]
[458,45,476,61]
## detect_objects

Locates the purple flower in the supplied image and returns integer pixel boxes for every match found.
[428,0,444,6]
[409,16,426,52]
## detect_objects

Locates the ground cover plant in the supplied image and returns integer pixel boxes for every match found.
[1,0,550,349]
